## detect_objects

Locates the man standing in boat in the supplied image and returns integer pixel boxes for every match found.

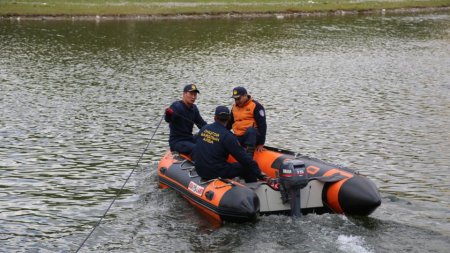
[165,84,207,156]
[193,106,264,183]
[227,86,267,157]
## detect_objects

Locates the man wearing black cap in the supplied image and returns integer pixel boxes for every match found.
[193,106,264,183]
[228,86,267,157]
[165,84,207,155]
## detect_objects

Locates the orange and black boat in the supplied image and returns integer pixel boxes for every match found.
[157,146,381,223]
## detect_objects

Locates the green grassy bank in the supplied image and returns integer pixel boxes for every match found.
[1,0,450,18]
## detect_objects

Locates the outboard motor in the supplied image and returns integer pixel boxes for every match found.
[278,160,309,218]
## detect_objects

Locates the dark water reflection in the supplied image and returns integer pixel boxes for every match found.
[1,12,449,252]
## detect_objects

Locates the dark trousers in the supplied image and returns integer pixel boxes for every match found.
[237,127,258,147]
[216,162,258,183]
[172,140,195,155]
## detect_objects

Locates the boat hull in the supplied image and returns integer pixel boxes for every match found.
[158,151,259,223]
[157,147,381,223]
[252,147,382,216]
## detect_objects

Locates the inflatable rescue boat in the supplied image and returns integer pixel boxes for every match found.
[157,146,381,223]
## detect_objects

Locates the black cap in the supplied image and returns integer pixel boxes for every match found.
[215,106,230,116]
[183,84,200,93]
[231,86,247,98]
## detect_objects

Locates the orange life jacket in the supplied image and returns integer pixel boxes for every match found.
[231,98,257,136]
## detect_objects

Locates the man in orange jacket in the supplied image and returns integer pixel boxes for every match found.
[227,86,267,157]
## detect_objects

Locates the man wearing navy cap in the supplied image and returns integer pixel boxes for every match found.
[193,106,264,183]
[227,86,267,157]
[165,84,207,155]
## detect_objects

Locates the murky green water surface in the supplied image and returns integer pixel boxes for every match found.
[1,12,449,252]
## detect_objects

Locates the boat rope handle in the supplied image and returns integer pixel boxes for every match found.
[75,113,165,253]
[180,159,191,167]
[179,162,199,178]
[213,180,231,189]
[188,168,199,178]
[213,178,235,189]
[199,178,216,185]
[181,165,195,171]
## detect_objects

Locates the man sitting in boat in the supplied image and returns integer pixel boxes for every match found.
[227,86,267,157]
[193,106,265,183]
[165,84,207,156]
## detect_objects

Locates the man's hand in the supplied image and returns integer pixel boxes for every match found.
[257,172,268,181]
[256,144,264,152]
[165,107,174,117]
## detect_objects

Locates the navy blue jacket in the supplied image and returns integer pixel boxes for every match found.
[193,121,261,179]
[165,100,207,150]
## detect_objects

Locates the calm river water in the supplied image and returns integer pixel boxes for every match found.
[1,11,449,253]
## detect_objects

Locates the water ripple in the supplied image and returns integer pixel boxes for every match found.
[1,12,449,252]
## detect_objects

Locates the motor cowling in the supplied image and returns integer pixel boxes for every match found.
[279,160,308,190]
[278,160,308,217]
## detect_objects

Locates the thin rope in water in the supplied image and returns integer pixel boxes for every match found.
[75,114,165,253]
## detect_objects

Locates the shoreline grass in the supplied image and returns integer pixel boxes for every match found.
[1,1,450,19]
